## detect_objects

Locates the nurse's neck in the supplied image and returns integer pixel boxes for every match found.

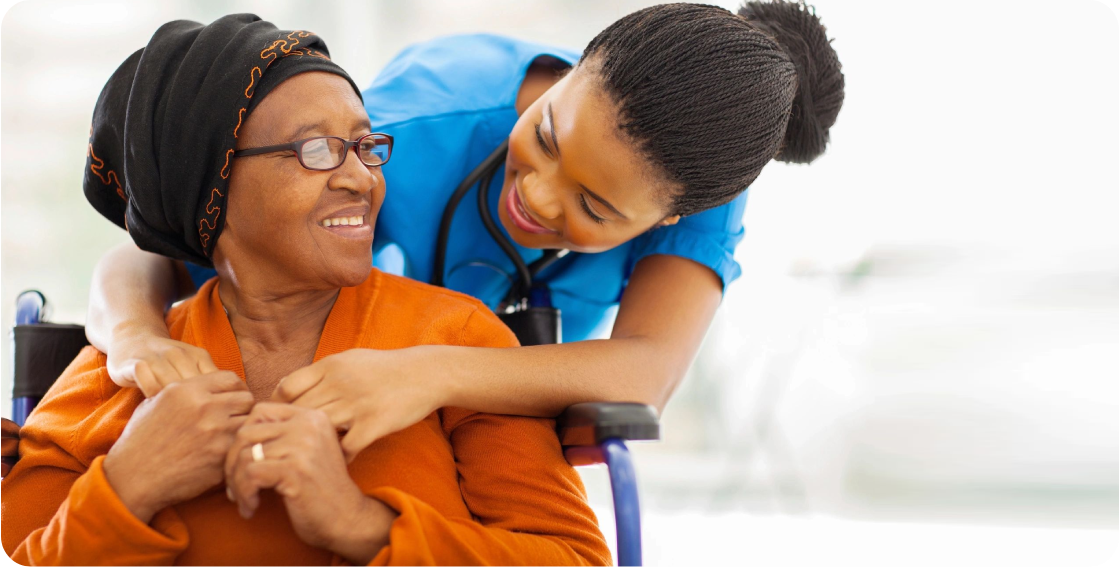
[516,59,567,115]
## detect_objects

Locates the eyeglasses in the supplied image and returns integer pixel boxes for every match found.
[233,133,394,171]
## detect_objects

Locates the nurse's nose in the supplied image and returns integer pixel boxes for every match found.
[521,172,562,221]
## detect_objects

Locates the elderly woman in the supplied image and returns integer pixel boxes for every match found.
[0,15,609,566]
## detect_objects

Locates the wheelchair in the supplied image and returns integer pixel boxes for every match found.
[5,290,659,566]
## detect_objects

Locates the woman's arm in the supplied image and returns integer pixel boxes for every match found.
[87,241,217,395]
[439,254,722,413]
[0,349,197,564]
[360,409,611,566]
[276,254,722,458]
[87,241,190,349]
[222,404,609,566]
[360,308,610,565]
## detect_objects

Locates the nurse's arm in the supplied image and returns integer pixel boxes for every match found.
[444,253,722,415]
[86,241,215,395]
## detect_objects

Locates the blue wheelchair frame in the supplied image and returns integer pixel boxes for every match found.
[10,290,659,566]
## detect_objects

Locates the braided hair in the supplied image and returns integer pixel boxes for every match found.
[580,2,845,216]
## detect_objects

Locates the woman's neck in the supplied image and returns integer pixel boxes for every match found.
[216,278,338,400]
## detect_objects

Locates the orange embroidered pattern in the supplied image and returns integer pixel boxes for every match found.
[198,187,224,248]
[87,142,126,201]
[197,29,330,255]
[234,108,247,138]
[220,149,234,179]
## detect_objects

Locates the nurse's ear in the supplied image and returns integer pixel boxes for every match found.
[655,214,681,228]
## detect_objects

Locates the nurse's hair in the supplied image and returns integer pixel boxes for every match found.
[581,1,844,216]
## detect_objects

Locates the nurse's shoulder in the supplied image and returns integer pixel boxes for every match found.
[363,34,580,127]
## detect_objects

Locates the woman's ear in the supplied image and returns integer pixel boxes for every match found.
[657,214,681,227]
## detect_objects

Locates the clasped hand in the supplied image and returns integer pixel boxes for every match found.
[110,340,445,462]
[102,371,394,563]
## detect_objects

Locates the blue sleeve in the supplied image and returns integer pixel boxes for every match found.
[184,262,217,290]
[626,191,749,294]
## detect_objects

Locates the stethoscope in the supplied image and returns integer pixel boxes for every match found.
[433,140,575,345]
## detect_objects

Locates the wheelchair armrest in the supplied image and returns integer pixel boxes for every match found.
[557,402,660,447]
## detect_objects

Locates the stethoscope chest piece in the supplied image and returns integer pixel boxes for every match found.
[499,303,561,346]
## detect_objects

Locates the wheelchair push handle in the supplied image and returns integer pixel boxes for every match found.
[16,290,46,325]
[11,290,90,426]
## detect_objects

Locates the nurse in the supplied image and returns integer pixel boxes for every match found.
[86,2,845,456]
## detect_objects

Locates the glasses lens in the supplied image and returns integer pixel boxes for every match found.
[357,134,391,166]
[300,137,345,170]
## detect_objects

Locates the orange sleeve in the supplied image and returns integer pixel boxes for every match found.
[364,307,611,566]
[1,348,189,565]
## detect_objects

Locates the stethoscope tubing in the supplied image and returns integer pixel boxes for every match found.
[433,139,573,309]
[433,140,511,287]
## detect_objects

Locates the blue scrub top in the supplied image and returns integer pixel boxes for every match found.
[188,34,748,342]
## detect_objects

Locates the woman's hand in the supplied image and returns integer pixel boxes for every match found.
[271,347,446,460]
[225,403,397,564]
[107,331,219,397]
[103,371,253,523]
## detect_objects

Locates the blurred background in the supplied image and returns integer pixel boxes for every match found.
[3,0,1118,565]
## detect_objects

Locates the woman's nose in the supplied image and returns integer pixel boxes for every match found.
[522,172,562,220]
[329,148,381,196]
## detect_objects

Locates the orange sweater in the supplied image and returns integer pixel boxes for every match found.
[1,269,611,566]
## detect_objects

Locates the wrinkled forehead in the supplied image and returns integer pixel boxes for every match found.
[240,72,369,145]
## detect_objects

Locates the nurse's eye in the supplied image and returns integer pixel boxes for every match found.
[579,194,607,225]
[534,122,554,158]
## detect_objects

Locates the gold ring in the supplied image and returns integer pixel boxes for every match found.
[251,442,265,463]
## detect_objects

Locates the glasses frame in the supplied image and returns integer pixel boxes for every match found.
[232,132,394,171]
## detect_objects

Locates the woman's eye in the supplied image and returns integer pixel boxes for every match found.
[579,194,607,225]
[534,123,554,158]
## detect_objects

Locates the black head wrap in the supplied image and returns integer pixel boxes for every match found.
[84,14,361,266]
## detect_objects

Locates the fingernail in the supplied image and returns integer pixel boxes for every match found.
[226,487,234,501]
[239,506,251,519]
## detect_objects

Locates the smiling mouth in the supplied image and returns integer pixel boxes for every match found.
[507,183,557,235]
[320,215,364,228]
[318,208,373,240]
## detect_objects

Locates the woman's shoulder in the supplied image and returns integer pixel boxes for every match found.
[378,268,483,304]
[374,269,491,313]
[363,33,581,127]
[356,269,518,348]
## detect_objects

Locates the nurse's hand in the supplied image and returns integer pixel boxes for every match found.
[224,403,396,564]
[107,331,220,397]
[271,348,443,460]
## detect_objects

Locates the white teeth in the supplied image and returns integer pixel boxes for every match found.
[321,216,364,228]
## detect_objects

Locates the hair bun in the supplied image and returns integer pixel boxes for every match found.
[740,1,844,164]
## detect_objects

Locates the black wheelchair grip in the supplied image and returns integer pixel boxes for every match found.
[12,324,89,398]
[557,402,660,447]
